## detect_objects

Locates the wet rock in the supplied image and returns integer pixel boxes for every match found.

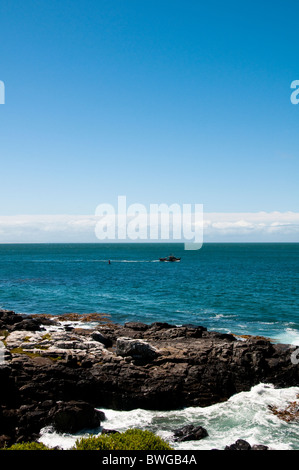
[173,424,208,442]
[0,309,298,445]
[251,444,269,450]
[225,439,252,450]
[47,401,104,433]
[224,439,268,450]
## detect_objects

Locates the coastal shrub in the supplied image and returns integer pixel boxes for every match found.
[73,429,173,450]
[5,442,50,450]
[2,430,172,451]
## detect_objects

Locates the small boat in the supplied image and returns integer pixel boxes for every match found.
[159,255,181,262]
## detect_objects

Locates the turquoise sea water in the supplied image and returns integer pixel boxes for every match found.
[0,242,298,343]
[1,242,299,450]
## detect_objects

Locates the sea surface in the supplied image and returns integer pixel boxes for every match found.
[0,242,298,450]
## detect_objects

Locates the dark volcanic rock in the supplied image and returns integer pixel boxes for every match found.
[0,310,43,332]
[224,439,269,450]
[116,337,158,360]
[124,321,149,331]
[0,309,298,445]
[173,424,208,442]
[91,331,112,347]
[11,318,41,331]
[47,400,104,433]
[0,401,105,443]
[251,444,269,450]
[225,439,252,450]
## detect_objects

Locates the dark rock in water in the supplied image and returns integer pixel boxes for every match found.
[225,439,252,450]
[0,309,298,445]
[173,424,208,442]
[0,310,23,330]
[0,309,42,332]
[11,318,41,332]
[47,401,104,433]
[224,439,268,450]
[0,400,105,443]
[251,444,269,450]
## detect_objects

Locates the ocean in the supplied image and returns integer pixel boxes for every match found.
[0,242,298,450]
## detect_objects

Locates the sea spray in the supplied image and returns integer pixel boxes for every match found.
[39,384,299,451]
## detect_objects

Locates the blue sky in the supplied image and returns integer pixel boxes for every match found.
[0,0,298,241]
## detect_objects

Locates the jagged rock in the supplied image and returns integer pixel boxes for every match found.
[173,424,208,442]
[251,444,269,450]
[0,310,43,331]
[225,439,252,450]
[47,401,104,433]
[91,331,112,347]
[224,439,268,450]
[0,309,298,445]
[11,318,41,332]
[116,337,158,359]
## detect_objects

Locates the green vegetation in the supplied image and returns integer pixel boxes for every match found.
[9,347,62,362]
[3,429,173,451]
[9,347,42,358]
[41,333,52,340]
[5,442,50,450]
[73,429,173,450]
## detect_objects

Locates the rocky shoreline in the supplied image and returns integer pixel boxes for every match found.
[0,309,298,448]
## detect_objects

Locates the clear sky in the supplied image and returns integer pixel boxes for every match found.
[0,0,298,241]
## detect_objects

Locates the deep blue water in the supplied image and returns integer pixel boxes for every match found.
[0,243,298,343]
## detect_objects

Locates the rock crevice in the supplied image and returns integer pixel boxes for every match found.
[0,309,298,445]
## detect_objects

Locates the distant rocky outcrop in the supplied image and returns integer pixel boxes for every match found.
[0,309,298,446]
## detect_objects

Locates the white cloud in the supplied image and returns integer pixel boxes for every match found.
[0,212,298,243]
[202,212,299,241]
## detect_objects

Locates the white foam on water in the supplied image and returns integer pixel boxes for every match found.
[38,426,94,450]
[275,328,299,346]
[39,384,299,450]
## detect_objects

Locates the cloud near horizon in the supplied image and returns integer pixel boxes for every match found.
[0,211,298,243]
